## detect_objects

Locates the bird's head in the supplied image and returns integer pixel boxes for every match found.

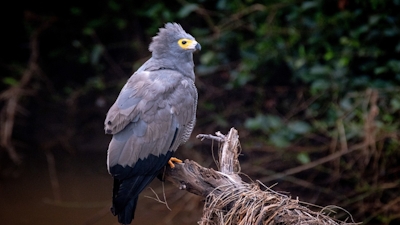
[149,23,201,58]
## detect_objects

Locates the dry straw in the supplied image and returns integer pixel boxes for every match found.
[200,181,358,225]
[166,128,360,225]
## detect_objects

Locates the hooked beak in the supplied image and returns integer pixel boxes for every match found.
[187,40,201,51]
[195,42,201,51]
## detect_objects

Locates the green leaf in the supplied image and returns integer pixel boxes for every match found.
[83,27,94,36]
[310,65,330,75]
[145,3,164,17]
[297,152,310,164]
[387,60,400,73]
[368,15,380,25]
[214,115,228,127]
[340,97,353,111]
[324,50,334,61]
[115,18,127,30]
[269,133,290,148]
[310,79,330,94]
[301,1,318,10]
[87,77,105,90]
[374,67,387,75]
[70,7,82,15]
[390,98,400,111]
[287,121,311,134]
[3,77,19,86]
[384,28,398,37]
[294,58,306,69]
[203,102,216,111]
[216,0,227,10]
[338,57,350,67]
[178,4,198,18]
[245,114,264,131]
[396,42,400,52]
[108,0,121,11]
[200,51,216,65]
[79,54,89,64]
[264,115,283,130]
[91,44,104,65]
[245,114,282,133]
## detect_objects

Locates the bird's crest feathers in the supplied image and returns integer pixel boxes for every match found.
[149,23,194,54]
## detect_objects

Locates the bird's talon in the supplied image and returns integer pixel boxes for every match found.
[168,157,183,168]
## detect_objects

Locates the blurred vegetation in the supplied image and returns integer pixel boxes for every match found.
[1,0,400,224]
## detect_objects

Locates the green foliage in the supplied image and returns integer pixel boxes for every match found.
[245,114,311,148]
[188,0,400,150]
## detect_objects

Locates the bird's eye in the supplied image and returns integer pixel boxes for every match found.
[178,39,191,49]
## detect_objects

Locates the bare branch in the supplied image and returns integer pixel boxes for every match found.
[0,15,56,165]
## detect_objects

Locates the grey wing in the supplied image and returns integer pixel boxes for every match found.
[105,70,197,169]
[163,77,197,152]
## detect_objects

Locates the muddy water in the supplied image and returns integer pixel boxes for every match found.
[0,151,201,225]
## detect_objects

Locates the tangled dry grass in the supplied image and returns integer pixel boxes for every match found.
[166,128,360,225]
[200,182,358,225]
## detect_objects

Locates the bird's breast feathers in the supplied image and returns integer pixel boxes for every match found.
[105,69,197,167]
[105,69,196,133]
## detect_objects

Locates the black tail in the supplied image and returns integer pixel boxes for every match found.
[111,175,158,224]
[116,197,138,225]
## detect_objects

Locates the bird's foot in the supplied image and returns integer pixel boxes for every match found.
[168,157,182,168]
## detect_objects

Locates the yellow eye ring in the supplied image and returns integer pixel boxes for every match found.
[178,38,192,49]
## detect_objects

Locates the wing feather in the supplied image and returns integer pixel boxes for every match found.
[105,69,197,169]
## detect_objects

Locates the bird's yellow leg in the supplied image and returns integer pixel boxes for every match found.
[168,157,183,168]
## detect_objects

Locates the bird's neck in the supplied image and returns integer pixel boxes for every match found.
[147,52,195,80]
[176,52,195,80]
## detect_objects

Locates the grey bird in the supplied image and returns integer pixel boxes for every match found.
[104,23,201,224]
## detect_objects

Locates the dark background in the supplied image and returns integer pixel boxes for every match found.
[1,0,399,224]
